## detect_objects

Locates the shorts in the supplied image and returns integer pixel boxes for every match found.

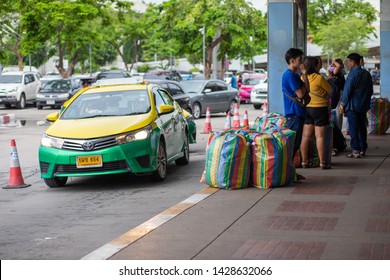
[304,107,330,126]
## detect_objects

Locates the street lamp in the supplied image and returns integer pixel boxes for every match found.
[199,25,206,73]
[249,36,255,72]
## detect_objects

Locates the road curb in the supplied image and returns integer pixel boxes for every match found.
[81,187,219,260]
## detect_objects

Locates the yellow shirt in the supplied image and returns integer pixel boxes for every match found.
[305,73,332,107]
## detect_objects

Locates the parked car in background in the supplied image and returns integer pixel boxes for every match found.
[239,74,267,103]
[144,69,182,81]
[0,71,41,109]
[181,79,239,119]
[72,74,96,88]
[96,70,130,80]
[40,75,62,87]
[39,80,190,187]
[250,78,268,109]
[179,71,193,80]
[36,78,82,109]
[145,79,193,114]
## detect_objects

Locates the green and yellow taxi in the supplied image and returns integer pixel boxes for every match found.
[39,80,190,187]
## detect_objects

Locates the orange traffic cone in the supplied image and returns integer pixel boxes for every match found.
[262,101,268,117]
[224,111,232,131]
[232,103,240,129]
[202,106,212,133]
[242,110,249,130]
[3,139,31,189]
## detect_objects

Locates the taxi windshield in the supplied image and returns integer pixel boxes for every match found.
[61,89,151,119]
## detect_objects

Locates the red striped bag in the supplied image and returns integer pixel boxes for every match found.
[368,97,390,135]
[250,127,296,189]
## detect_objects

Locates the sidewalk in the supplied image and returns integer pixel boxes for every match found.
[85,133,390,260]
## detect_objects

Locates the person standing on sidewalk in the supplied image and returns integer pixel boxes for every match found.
[339,53,373,158]
[282,48,310,180]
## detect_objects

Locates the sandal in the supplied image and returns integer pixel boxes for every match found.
[360,151,366,157]
[301,162,310,168]
[320,163,331,170]
[347,153,361,159]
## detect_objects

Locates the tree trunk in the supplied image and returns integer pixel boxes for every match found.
[17,53,24,71]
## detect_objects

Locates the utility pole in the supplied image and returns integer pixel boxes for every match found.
[89,43,92,77]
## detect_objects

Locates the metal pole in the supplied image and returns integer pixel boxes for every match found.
[203,24,206,73]
[89,43,92,77]
[29,54,31,72]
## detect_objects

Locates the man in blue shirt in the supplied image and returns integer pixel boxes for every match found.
[231,72,237,89]
[282,48,310,181]
[339,53,373,158]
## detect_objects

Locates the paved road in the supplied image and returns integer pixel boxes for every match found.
[0,103,262,259]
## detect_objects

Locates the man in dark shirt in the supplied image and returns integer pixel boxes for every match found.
[339,53,373,158]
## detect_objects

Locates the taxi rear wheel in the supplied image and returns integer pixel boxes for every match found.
[150,140,167,182]
[175,132,189,165]
[44,177,68,188]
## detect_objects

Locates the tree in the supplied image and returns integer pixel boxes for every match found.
[308,0,377,57]
[143,0,267,78]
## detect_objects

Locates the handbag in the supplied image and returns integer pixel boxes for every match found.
[283,91,311,107]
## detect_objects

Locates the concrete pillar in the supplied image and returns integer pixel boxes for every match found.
[268,0,307,114]
[212,29,222,80]
[380,1,390,98]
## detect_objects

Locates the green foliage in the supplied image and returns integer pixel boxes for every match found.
[308,0,378,57]
[316,15,372,58]
[137,64,150,73]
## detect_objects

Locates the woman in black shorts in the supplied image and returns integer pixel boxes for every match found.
[300,56,333,169]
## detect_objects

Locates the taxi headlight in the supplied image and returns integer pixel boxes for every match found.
[41,134,64,149]
[116,125,151,144]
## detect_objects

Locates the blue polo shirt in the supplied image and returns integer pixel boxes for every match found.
[282,69,306,118]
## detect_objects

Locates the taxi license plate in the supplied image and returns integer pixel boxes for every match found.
[46,100,55,105]
[76,155,103,168]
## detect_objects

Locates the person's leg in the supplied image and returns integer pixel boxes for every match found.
[346,111,361,157]
[358,112,368,155]
[314,126,328,167]
[300,124,314,167]
[286,115,304,157]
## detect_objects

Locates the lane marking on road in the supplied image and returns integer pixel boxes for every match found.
[81,186,219,260]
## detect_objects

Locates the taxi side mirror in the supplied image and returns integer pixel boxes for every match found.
[46,112,59,122]
[159,104,175,115]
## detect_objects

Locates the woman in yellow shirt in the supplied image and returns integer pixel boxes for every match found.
[300,56,332,169]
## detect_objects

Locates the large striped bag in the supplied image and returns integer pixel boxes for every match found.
[252,113,287,132]
[368,97,390,135]
[250,127,296,189]
[201,131,251,190]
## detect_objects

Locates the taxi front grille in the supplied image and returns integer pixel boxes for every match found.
[62,137,117,151]
[54,160,129,174]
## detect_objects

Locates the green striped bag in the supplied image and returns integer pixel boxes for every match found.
[201,131,251,190]
[368,97,390,135]
[250,127,296,189]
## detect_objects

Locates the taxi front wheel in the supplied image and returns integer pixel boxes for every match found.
[44,177,68,188]
[150,140,167,182]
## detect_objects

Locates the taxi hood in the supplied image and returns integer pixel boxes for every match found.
[45,114,155,139]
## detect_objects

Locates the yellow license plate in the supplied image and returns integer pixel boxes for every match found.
[76,155,103,168]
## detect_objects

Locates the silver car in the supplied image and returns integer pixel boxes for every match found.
[180,79,239,119]
[250,78,268,109]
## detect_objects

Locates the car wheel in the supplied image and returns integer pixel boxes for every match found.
[229,100,237,116]
[44,177,68,188]
[16,93,26,109]
[37,104,43,110]
[193,103,201,119]
[175,132,189,165]
[150,140,167,182]
[253,104,261,110]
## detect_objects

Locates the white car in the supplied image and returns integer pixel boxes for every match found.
[250,78,268,109]
[0,71,41,109]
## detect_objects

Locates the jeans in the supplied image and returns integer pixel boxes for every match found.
[346,111,368,153]
[286,115,305,157]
